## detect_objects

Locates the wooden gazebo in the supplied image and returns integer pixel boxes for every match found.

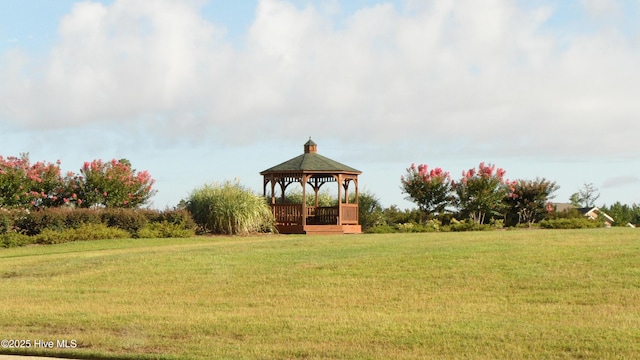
[260,139,362,234]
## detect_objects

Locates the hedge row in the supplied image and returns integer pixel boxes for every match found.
[539,217,602,229]
[0,208,196,248]
[366,216,604,233]
[366,218,502,233]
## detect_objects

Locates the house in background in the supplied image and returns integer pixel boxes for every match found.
[578,207,615,227]
[553,203,615,227]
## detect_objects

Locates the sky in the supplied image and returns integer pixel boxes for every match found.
[1,0,639,210]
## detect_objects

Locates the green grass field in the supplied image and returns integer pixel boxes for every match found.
[1,229,639,359]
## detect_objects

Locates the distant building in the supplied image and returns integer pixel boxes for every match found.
[578,207,615,227]
[553,203,615,227]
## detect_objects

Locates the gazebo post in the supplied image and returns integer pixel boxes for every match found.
[337,174,343,225]
[301,175,309,226]
[270,175,275,204]
[279,179,286,204]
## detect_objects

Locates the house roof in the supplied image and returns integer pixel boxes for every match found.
[260,139,361,174]
[553,203,576,213]
[579,207,615,223]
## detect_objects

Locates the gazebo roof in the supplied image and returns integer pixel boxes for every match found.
[260,139,361,175]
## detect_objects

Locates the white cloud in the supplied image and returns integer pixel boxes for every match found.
[579,0,622,18]
[602,175,640,189]
[1,0,640,158]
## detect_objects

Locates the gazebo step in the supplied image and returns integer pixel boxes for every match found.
[303,225,362,235]
[274,224,362,235]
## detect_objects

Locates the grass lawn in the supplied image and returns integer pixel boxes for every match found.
[1,229,640,359]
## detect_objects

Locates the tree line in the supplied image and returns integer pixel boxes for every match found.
[399,162,559,228]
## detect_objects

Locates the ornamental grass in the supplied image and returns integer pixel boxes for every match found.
[186,180,275,235]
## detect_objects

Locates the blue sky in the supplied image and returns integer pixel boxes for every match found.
[1,0,639,210]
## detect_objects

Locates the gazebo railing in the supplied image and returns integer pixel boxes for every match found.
[271,204,303,225]
[308,206,338,225]
[271,204,358,226]
[341,204,358,224]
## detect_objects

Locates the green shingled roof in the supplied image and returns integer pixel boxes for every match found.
[260,140,361,174]
[261,153,360,174]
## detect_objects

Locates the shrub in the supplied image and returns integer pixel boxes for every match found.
[186,181,275,235]
[444,218,493,232]
[366,225,397,234]
[101,209,149,234]
[152,209,196,231]
[14,208,69,235]
[0,211,12,234]
[539,218,602,229]
[396,222,416,233]
[0,232,33,248]
[64,208,103,229]
[0,208,196,247]
[34,224,131,245]
[137,221,195,238]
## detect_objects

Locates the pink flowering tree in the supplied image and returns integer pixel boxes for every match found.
[0,153,67,209]
[453,162,515,224]
[504,178,559,227]
[401,163,453,220]
[74,159,157,208]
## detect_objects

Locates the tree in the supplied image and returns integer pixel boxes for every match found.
[381,205,422,225]
[356,190,384,231]
[401,163,453,220]
[453,162,515,224]
[601,202,638,226]
[0,153,66,209]
[73,159,157,208]
[570,183,601,208]
[569,193,582,207]
[505,178,559,227]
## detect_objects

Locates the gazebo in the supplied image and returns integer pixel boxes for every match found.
[260,139,362,234]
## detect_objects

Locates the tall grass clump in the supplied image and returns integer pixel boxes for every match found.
[186,181,275,235]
